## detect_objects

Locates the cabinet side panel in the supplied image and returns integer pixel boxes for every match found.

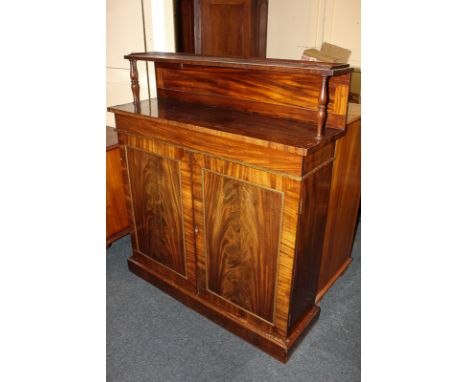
[318,118,361,296]
[203,170,282,322]
[126,147,186,276]
[289,162,333,331]
[106,147,129,242]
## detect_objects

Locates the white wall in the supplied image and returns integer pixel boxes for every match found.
[106,0,155,127]
[152,0,176,51]
[267,0,361,68]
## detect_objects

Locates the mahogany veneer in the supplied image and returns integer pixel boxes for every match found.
[106,127,129,247]
[108,53,359,362]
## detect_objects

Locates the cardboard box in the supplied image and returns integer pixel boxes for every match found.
[302,42,352,63]
[303,42,360,103]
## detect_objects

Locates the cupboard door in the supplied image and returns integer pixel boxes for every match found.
[120,133,197,290]
[199,0,253,57]
[192,153,301,336]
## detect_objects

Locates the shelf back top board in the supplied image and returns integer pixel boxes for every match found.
[125,52,352,131]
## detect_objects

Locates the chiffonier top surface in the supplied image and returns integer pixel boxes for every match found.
[125,52,352,76]
[108,99,360,156]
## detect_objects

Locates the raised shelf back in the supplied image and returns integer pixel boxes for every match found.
[125,52,352,136]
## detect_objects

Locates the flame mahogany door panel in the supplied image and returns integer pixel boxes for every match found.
[120,133,197,292]
[191,152,301,337]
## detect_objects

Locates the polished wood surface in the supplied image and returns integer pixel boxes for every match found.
[108,54,356,362]
[203,170,282,322]
[126,147,186,275]
[125,52,351,74]
[130,59,140,105]
[118,133,198,291]
[155,64,350,127]
[174,0,268,57]
[114,113,306,178]
[317,103,361,300]
[128,256,320,362]
[106,127,129,246]
[119,53,351,136]
[199,0,267,57]
[317,76,330,138]
[110,99,345,157]
[289,160,333,329]
[191,153,301,337]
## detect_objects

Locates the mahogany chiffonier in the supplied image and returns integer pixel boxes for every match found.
[108,52,360,362]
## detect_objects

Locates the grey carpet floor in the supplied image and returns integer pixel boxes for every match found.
[107,223,360,382]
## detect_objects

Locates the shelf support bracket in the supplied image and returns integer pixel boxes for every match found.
[317,75,330,139]
[130,59,140,105]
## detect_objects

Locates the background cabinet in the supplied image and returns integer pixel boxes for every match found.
[106,127,129,246]
[174,0,268,57]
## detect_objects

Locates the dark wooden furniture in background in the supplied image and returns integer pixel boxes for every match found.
[174,0,268,57]
[108,52,359,362]
[106,127,129,247]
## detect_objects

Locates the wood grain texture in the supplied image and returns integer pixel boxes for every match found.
[108,56,357,362]
[128,256,321,363]
[156,64,351,128]
[203,170,282,322]
[175,0,268,57]
[125,51,352,75]
[316,76,330,138]
[106,146,129,245]
[288,162,333,331]
[118,133,198,290]
[200,0,250,57]
[126,147,186,275]
[114,114,307,178]
[318,109,361,298]
[110,99,346,158]
[191,153,301,337]
[302,143,335,176]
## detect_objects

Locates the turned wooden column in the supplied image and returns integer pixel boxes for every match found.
[316,75,330,139]
[130,59,140,105]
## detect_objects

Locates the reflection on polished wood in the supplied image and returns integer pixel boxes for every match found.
[204,170,282,323]
[126,147,186,276]
[106,127,129,247]
[110,98,345,156]
[317,103,361,301]
[108,53,358,362]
